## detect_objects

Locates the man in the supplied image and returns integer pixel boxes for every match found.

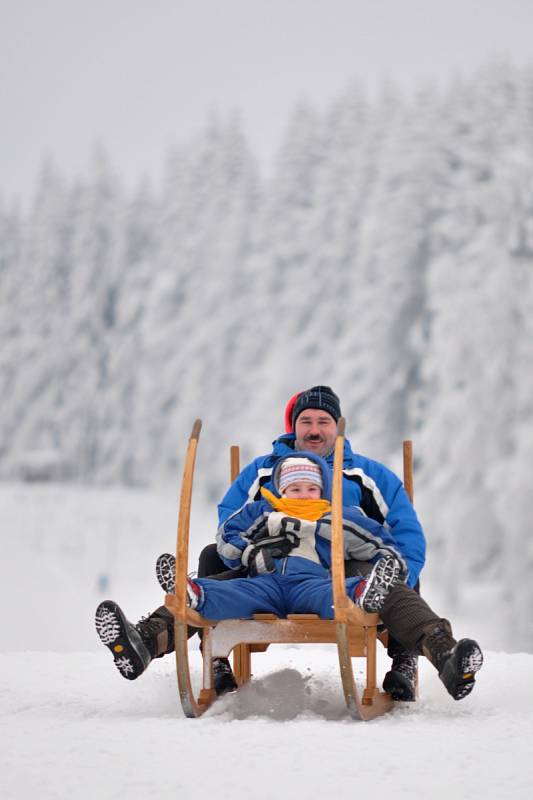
[212,385,425,700]
[96,386,426,700]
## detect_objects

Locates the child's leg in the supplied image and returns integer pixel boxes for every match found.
[193,574,285,620]
[284,557,401,618]
[284,573,363,618]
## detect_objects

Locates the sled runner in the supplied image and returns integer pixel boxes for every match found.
[164,419,415,720]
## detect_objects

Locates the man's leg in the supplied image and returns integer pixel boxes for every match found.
[157,544,246,695]
[378,583,441,650]
[345,559,419,701]
[96,544,245,687]
[379,586,483,700]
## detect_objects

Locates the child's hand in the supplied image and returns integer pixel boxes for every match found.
[242,545,276,576]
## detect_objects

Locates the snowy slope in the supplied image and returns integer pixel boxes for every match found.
[2,648,532,800]
[2,481,532,799]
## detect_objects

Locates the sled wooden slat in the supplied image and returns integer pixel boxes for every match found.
[328,418,393,719]
[168,417,415,720]
[202,617,372,656]
[164,597,216,627]
[403,439,414,503]
[230,445,252,686]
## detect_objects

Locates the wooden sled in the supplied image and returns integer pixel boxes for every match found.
[165,418,415,721]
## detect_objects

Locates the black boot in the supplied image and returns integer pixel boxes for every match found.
[137,607,175,658]
[95,601,174,680]
[422,620,483,701]
[213,657,238,696]
[383,651,417,701]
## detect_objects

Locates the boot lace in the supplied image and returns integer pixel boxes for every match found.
[136,614,165,641]
[424,624,455,670]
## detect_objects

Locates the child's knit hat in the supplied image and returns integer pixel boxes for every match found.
[277,457,323,493]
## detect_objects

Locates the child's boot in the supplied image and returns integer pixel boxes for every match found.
[355,555,402,613]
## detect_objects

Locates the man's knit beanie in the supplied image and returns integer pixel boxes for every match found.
[291,385,341,428]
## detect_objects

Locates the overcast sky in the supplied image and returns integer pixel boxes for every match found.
[2,0,533,207]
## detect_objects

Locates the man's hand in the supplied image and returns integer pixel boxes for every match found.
[241,544,276,577]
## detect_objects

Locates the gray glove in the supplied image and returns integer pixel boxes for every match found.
[242,544,276,577]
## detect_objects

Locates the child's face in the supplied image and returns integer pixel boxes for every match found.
[282,480,322,499]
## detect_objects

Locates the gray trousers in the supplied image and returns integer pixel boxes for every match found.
[346,561,443,653]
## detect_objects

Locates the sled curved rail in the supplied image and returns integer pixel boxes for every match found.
[169,419,216,716]
[166,419,414,720]
[331,419,393,719]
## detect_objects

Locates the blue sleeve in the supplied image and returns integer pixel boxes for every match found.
[338,506,409,582]
[355,458,427,588]
[215,500,270,569]
[217,459,263,523]
[382,481,426,588]
[317,506,411,580]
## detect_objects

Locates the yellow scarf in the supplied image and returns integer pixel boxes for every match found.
[260,487,331,521]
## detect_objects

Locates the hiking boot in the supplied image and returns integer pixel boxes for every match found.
[137,607,175,658]
[95,600,153,680]
[383,651,417,701]
[355,555,402,613]
[422,621,483,700]
[156,552,176,594]
[95,601,174,679]
[213,657,238,696]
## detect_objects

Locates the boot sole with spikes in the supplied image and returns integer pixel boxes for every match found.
[95,601,152,680]
[358,555,402,613]
[439,638,483,700]
[156,553,176,594]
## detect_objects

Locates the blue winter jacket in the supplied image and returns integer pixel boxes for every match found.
[217,434,425,588]
[217,449,424,587]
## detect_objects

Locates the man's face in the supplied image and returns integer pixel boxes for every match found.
[294,409,337,456]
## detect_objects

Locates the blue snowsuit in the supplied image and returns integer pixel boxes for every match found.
[217,433,425,589]
[194,452,422,621]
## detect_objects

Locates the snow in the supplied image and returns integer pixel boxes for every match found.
[1,481,532,799]
[2,648,532,799]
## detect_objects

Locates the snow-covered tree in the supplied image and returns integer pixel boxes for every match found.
[1,61,533,646]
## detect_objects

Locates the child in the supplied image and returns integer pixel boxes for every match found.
[179,454,406,620]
